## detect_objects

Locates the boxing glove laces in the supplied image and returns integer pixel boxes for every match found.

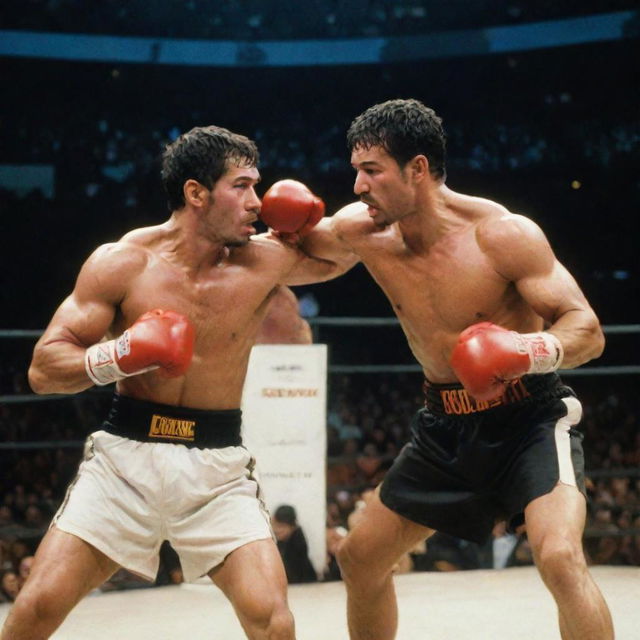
[85,309,195,386]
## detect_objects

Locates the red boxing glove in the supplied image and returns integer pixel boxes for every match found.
[450,322,564,402]
[85,309,195,386]
[260,179,325,235]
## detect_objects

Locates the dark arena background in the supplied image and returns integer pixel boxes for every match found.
[0,2,638,638]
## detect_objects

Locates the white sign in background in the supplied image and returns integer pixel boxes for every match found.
[241,344,327,576]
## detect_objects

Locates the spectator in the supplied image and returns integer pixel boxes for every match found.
[272,505,317,584]
[410,533,482,573]
[620,515,640,566]
[324,525,346,581]
[1,570,20,602]
[155,541,184,586]
[0,507,15,528]
[17,556,34,589]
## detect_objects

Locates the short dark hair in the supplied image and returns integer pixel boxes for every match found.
[274,504,297,526]
[161,125,259,211]
[347,99,446,179]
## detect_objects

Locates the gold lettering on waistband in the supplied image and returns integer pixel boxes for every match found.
[437,379,531,415]
[148,414,196,441]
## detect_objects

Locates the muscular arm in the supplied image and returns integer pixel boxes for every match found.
[283,205,361,286]
[480,214,604,368]
[28,244,145,394]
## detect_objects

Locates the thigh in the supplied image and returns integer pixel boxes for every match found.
[524,483,587,550]
[20,526,119,607]
[343,487,435,571]
[209,539,288,615]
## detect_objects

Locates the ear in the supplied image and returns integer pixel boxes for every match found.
[183,179,208,207]
[409,155,430,183]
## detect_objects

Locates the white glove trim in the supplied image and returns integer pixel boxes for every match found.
[518,332,564,374]
[85,339,128,386]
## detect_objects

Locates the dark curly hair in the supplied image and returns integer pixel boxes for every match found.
[347,99,446,179]
[161,125,259,211]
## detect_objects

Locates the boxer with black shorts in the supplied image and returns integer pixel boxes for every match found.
[2,126,356,640]
[381,374,586,542]
[298,99,613,640]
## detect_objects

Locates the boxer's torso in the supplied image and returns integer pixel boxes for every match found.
[338,195,544,383]
[106,229,295,409]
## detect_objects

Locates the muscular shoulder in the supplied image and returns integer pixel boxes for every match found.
[234,232,302,272]
[86,240,150,274]
[330,202,376,243]
[476,210,547,251]
[476,211,554,280]
[77,240,150,303]
[248,232,300,257]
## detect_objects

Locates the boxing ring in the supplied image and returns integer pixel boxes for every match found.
[1,321,639,639]
[0,566,637,639]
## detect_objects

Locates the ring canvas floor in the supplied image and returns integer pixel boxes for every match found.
[1,566,636,639]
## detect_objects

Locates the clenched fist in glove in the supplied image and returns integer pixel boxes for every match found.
[260,179,325,236]
[85,309,195,386]
[450,322,563,402]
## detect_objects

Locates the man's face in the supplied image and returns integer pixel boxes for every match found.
[272,519,295,542]
[19,556,34,581]
[351,145,416,227]
[205,163,261,247]
[1,572,19,598]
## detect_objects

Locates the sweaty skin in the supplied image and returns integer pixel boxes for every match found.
[304,139,609,640]
[9,160,359,640]
[29,166,353,409]
[255,285,312,345]
[303,145,603,383]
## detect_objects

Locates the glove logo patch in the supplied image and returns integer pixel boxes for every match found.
[529,336,551,358]
[116,331,131,358]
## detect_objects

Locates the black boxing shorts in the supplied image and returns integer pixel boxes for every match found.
[379,373,586,544]
[101,393,243,449]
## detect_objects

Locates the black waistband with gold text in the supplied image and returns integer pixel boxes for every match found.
[101,393,242,448]
[423,373,572,417]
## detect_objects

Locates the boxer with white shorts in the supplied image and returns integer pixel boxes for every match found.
[2,125,357,640]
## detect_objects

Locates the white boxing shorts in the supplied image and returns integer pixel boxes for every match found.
[53,395,273,582]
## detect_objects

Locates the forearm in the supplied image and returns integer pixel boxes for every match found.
[547,309,605,369]
[296,216,360,281]
[286,251,358,285]
[29,340,95,395]
[30,309,194,394]
[307,253,358,282]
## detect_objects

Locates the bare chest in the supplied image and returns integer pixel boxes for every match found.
[356,233,510,330]
[115,263,275,350]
